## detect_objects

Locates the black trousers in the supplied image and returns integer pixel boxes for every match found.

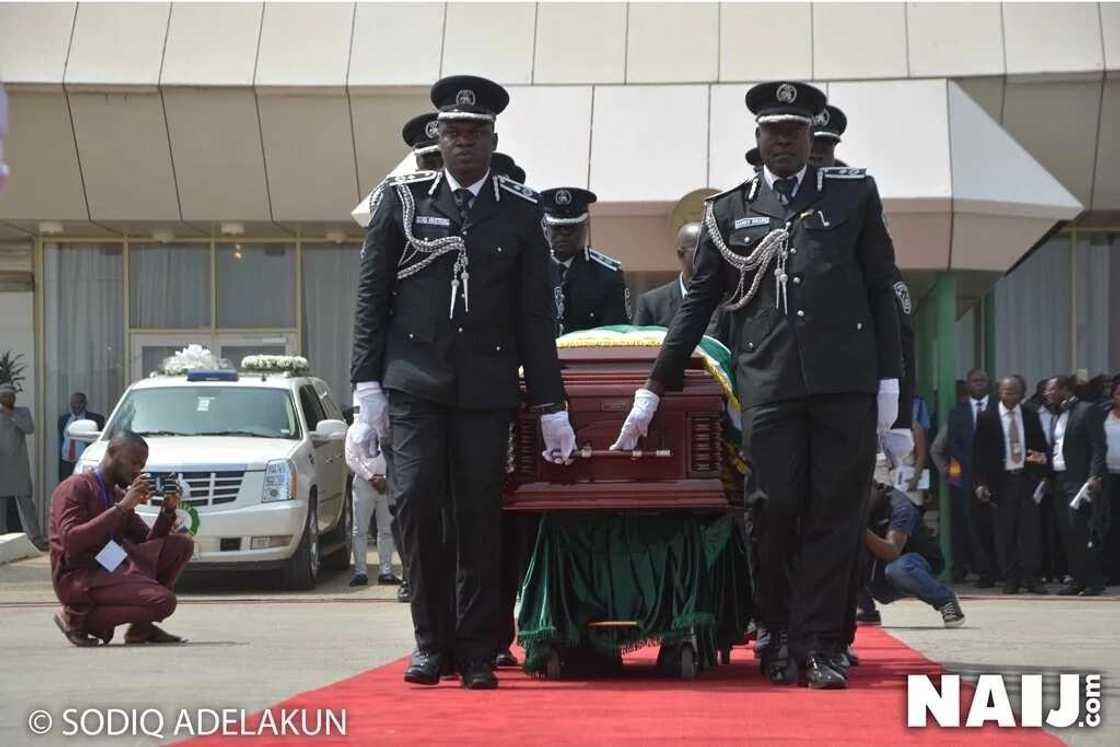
[1056,473,1107,589]
[379,441,407,578]
[947,484,973,578]
[1039,491,1069,581]
[743,392,876,661]
[388,389,512,662]
[952,483,999,580]
[991,471,1041,584]
[1106,474,1120,584]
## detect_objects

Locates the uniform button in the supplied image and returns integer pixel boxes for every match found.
[746,342,755,351]
[856,322,863,330]
[496,247,503,253]
[495,345,502,352]
[790,248,798,255]
[457,327,463,333]
[796,310,805,318]
[590,312,596,318]
[792,276,801,285]
[408,333,414,340]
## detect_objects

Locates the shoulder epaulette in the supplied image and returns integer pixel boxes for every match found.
[707,177,754,203]
[495,174,539,203]
[817,166,867,190]
[587,248,623,272]
[388,170,438,185]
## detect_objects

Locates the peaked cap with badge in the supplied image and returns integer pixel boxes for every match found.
[430,75,510,123]
[402,112,441,155]
[812,105,847,143]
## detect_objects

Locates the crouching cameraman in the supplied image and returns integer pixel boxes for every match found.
[863,479,965,628]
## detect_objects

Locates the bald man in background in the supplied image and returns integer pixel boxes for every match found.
[634,223,730,344]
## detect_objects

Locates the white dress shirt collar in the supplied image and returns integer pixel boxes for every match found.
[763,165,807,198]
[443,168,489,198]
[679,273,688,298]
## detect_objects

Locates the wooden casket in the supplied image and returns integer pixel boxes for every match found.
[504,345,730,512]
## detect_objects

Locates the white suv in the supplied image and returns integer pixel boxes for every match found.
[69,369,350,590]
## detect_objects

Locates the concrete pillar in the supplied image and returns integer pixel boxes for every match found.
[933,273,958,571]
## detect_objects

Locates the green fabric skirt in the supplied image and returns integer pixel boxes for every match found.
[516,511,752,674]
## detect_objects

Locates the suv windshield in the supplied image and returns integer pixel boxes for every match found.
[106,387,300,440]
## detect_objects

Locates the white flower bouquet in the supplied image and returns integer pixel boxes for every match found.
[155,345,227,376]
[241,355,311,375]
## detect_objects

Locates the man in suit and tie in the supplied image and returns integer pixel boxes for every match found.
[946,368,999,586]
[633,222,729,343]
[1044,375,1109,596]
[973,376,1049,594]
[58,392,105,481]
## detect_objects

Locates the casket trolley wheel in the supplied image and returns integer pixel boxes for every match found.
[656,638,698,681]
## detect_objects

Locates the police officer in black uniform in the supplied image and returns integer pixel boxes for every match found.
[350,75,576,689]
[541,187,630,334]
[803,103,918,675]
[612,81,902,689]
[402,111,444,172]
[490,152,526,184]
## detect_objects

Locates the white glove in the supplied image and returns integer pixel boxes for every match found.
[540,411,577,465]
[879,427,914,467]
[354,382,389,458]
[610,388,660,451]
[876,378,900,433]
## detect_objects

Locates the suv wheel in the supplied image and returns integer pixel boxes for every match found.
[322,484,353,572]
[284,499,319,590]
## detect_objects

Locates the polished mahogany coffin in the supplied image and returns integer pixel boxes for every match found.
[504,345,729,511]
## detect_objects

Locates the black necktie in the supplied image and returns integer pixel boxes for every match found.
[773,177,797,204]
[452,188,473,221]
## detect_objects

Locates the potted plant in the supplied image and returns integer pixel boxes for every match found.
[0,349,26,392]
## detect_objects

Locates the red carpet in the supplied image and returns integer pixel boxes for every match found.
[190,627,1059,745]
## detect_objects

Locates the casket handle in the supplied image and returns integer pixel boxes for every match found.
[575,445,672,459]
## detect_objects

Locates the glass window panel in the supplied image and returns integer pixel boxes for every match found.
[216,243,296,328]
[1074,232,1113,377]
[43,243,125,500]
[129,243,210,328]
[301,243,361,405]
[994,234,1072,387]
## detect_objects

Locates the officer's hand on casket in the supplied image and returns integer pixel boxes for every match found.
[609,388,660,451]
[541,411,577,465]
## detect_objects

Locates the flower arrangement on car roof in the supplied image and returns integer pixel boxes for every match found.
[240,355,311,375]
[154,345,231,377]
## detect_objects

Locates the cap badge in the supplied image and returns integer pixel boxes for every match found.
[456,89,477,106]
[425,120,439,139]
[776,83,797,104]
[815,108,830,126]
[555,189,572,206]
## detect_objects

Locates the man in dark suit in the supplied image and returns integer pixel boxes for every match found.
[613,81,902,689]
[1044,375,1108,596]
[946,368,999,586]
[541,187,629,334]
[973,376,1049,594]
[633,222,729,343]
[58,392,105,481]
[350,75,574,689]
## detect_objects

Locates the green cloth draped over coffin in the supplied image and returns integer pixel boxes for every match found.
[517,512,752,673]
[516,326,752,674]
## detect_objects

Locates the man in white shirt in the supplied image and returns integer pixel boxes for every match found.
[973,377,1048,594]
[58,393,104,481]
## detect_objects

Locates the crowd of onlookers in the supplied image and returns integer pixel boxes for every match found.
[906,370,1120,595]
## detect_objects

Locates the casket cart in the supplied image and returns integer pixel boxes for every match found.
[504,327,752,679]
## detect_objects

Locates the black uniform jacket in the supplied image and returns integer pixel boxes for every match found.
[634,275,732,345]
[650,166,903,409]
[351,170,565,410]
[552,250,629,334]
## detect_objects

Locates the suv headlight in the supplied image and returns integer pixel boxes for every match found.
[262,459,297,502]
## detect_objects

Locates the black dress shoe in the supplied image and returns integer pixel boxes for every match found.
[404,650,442,685]
[494,649,519,668]
[828,651,851,676]
[761,654,797,686]
[396,581,411,603]
[348,573,368,587]
[1079,585,1106,597]
[459,658,498,689]
[1058,584,1086,596]
[378,573,403,585]
[799,653,847,689]
[845,645,861,666]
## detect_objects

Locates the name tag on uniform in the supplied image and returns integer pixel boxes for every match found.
[734,216,770,229]
[415,215,450,227]
[95,539,127,572]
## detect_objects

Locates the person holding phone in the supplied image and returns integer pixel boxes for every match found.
[48,431,194,646]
